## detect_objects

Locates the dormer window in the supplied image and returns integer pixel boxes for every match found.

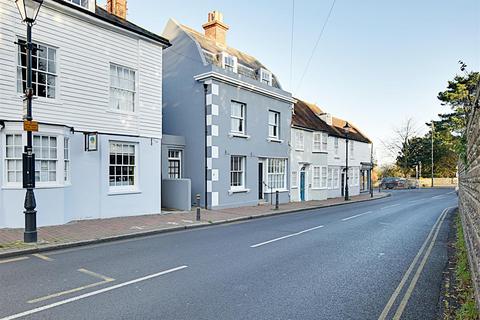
[64,0,89,8]
[259,68,272,86]
[220,52,237,73]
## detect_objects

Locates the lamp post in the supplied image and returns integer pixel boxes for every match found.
[15,0,43,243]
[343,122,351,201]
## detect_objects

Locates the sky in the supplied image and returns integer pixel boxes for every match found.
[102,0,480,164]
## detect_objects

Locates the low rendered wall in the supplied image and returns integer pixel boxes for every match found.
[162,179,191,211]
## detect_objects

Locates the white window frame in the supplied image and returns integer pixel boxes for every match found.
[4,134,23,186]
[64,0,89,8]
[291,171,298,188]
[268,110,280,139]
[17,39,57,99]
[64,137,70,183]
[3,127,70,189]
[334,137,339,156]
[333,168,340,189]
[167,149,182,179]
[313,166,328,189]
[259,68,272,86]
[295,130,304,151]
[312,132,322,152]
[327,168,333,189]
[109,141,138,193]
[221,52,238,73]
[322,133,328,152]
[266,158,287,192]
[33,134,59,185]
[230,155,246,191]
[230,101,246,134]
[350,140,355,158]
[109,63,137,113]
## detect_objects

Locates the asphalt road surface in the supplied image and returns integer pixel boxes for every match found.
[0,188,457,320]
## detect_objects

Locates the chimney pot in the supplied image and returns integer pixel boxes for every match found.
[107,0,127,19]
[202,11,229,47]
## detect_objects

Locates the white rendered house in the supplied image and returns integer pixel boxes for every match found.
[0,0,170,227]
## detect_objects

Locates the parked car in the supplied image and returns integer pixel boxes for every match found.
[406,179,419,189]
[380,177,399,189]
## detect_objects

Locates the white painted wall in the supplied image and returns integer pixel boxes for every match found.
[290,127,329,202]
[0,0,163,138]
[327,135,371,198]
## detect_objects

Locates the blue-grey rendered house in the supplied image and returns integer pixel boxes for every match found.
[162,11,294,209]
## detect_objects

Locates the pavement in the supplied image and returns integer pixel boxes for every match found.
[0,188,457,320]
[0,191,387,257]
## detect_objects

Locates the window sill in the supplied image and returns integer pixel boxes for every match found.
[291,186,298,189]
[229,132,250,139]
[295,149,304,152]
[106,109,138,117]
[108,188,142,196]
[2,184,66,190]
[267,137,283,143]
[311,187,328,190]
[312,150,328,153]
[228,188,250,195]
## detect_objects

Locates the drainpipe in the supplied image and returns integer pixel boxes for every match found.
[203,83,209,209]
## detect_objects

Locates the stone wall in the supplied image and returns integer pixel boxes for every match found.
[459,108,480,308]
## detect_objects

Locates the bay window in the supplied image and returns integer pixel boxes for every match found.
[5,134,23,183]
[33,135,57,183]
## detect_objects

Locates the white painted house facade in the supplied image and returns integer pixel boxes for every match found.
[290,99,372,202]
[0,0,170,228]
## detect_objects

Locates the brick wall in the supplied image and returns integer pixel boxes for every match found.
[459,109,480,308]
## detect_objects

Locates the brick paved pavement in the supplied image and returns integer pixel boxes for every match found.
[0,192,388,256]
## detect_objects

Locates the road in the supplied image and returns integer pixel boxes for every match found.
[0,188,457,320]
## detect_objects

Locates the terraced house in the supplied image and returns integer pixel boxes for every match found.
[290,99,372,202]
[162,11,294,209]
[0,0,170,227]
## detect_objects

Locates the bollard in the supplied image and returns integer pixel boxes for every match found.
[275,190,279,210]
[196,194,201,221]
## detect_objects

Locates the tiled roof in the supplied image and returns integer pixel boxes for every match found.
[292,99,336,134]
[51,0,171,47]
[294,98,371,144]
[178,23,282,89]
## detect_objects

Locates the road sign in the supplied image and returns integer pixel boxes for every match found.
[23,120,39,132]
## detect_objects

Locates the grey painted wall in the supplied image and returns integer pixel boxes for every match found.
[162,179,191,211]
[162,20,293,209]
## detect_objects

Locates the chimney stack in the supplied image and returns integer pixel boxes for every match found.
[107,0,127,20]
[202,11,229,47]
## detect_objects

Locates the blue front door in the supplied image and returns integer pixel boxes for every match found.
[300,171,306,201]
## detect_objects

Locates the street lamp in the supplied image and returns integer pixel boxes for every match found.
[15,0,43,243]
[343,122,351,201]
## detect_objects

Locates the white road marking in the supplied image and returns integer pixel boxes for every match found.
[380,204,401,210]
[378,207,451,320]
[392,207,451,319]
[250,225,324,248]
[341,211,373,221]
[0,257,29,265]
[182,220,194,223]
[32,254,53,262]
[78,268,114,282]
[1,266,188,320]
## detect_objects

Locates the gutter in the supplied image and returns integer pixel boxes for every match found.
[194,71,295,104]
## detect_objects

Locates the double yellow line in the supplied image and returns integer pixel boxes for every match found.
[378,206,454,320]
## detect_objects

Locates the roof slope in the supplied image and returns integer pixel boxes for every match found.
[294,98,372,144]
[292,99,336,134]
[51,0,171,47]
[177,22,282,89]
